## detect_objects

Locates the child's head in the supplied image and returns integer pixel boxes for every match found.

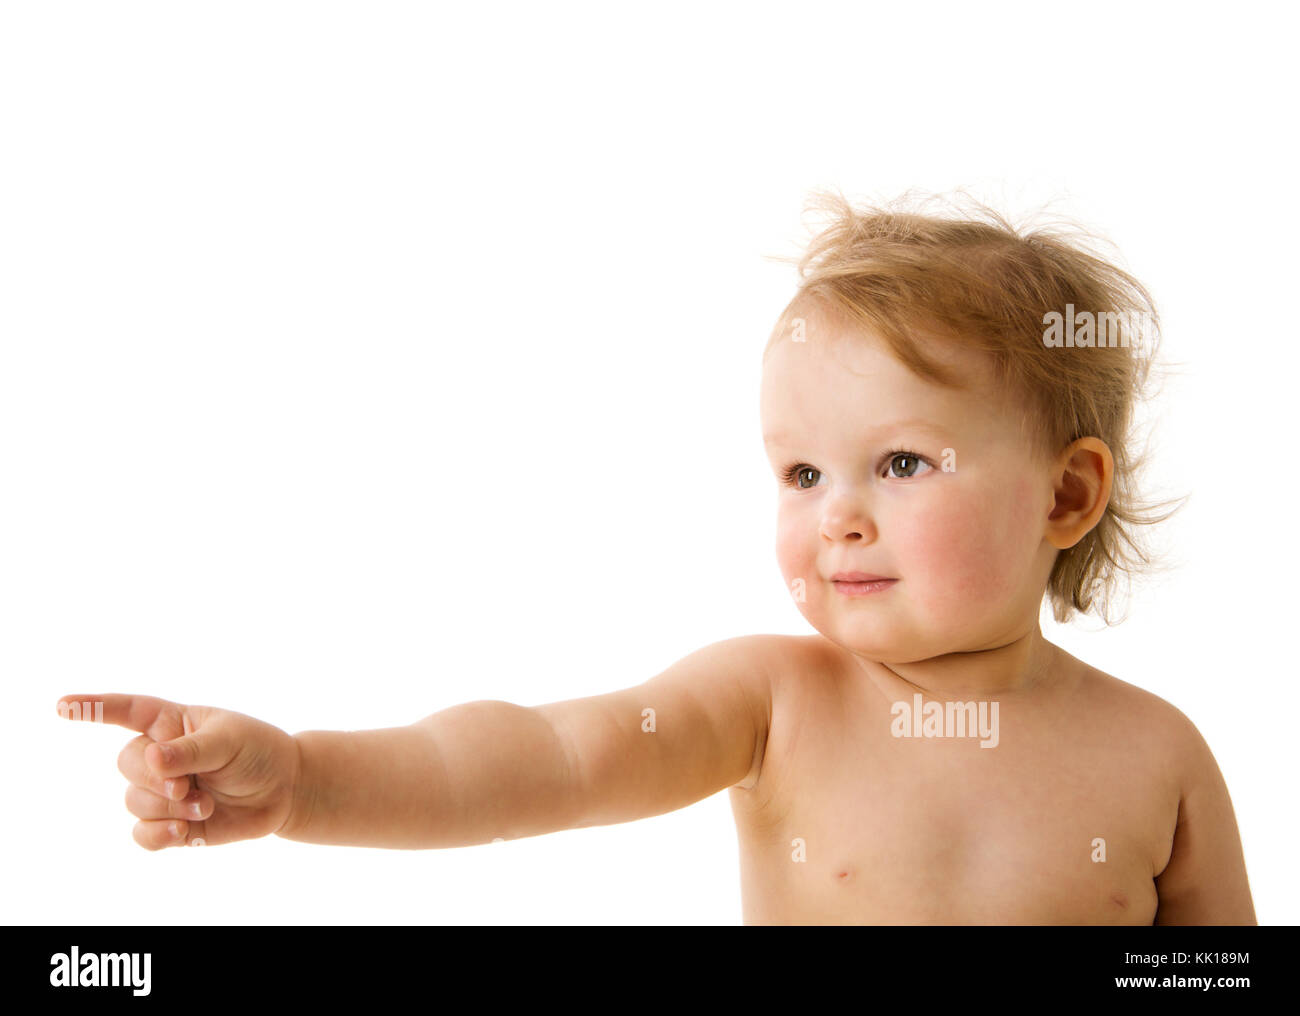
[759,190,1170,661]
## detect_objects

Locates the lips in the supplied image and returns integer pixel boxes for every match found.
[829,572,898,597]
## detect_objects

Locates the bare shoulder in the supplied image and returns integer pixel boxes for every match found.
[632,633,794,791]
[667,632,800,703]
[762,633,851,685]
[698,633,828,790]
[684,632,827,691]
[1071,660,1210,767]
[696,632,816,732]
[1069,657,1255,922]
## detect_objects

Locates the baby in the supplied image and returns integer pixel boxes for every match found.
[59,191,1255,925]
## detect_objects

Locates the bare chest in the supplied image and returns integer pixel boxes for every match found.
[730,684,1175,924]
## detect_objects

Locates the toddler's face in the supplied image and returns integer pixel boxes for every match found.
[760,306,1060,662]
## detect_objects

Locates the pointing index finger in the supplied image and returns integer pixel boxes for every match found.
[56,694,180,737]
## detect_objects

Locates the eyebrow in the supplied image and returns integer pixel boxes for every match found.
[763,418,953,447]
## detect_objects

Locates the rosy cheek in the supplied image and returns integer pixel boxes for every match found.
[891,484,1031,607]
[774,504,827,606]
[774,513,811,584]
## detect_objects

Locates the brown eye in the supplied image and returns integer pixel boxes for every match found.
[782,465,821,488]
[886,453,930,478]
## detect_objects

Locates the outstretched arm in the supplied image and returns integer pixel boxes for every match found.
[280,634,775,848]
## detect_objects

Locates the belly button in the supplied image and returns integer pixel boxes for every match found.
[835,869,853,882]
[1110,890,1129,909]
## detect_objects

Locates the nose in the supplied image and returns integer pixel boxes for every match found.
[819,490,878,544]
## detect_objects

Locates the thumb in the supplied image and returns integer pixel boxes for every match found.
[146,726,234,780]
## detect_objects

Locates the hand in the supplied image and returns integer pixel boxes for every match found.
[57,693,303,850]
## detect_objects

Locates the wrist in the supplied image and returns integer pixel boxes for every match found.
[276,732,319,841]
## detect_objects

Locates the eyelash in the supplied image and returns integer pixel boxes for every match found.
[780,450,931,488]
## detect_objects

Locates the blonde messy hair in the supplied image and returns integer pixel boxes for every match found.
[764,188,1179,624]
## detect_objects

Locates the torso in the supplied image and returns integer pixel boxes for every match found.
[729,635,1181,924]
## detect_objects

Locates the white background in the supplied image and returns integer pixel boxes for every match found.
[2,1,1295,925]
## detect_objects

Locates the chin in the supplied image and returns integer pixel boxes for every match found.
[813,621,941,664]
[851,645,949,665]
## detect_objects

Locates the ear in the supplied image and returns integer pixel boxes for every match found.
[1045,437,1114,550]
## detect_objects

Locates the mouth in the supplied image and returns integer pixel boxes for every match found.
[830,573,897,596]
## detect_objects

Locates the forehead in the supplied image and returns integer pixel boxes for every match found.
[759,310,1001,445]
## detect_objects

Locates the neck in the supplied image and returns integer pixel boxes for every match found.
[851,623,1061,700]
